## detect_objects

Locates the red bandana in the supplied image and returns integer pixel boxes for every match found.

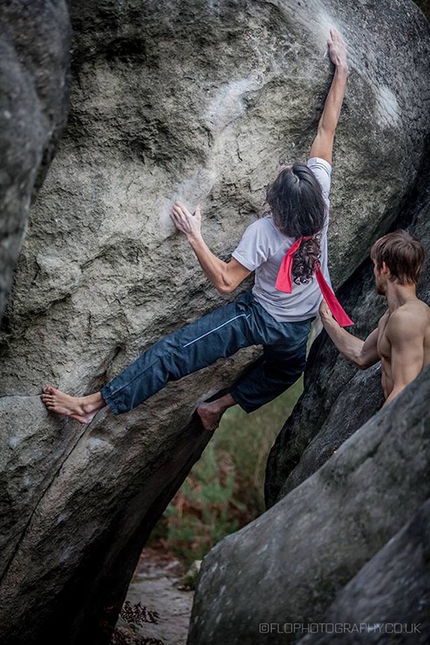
[275,237,354,327]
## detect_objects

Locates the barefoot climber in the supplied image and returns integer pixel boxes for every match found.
[320,230,430,407]
[42,28,351,431]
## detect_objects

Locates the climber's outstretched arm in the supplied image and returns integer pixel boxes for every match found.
[319,299,380,369]
[309,28,348,165]
[170,201,251,294]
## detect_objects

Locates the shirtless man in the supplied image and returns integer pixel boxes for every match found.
[319,230,430,406]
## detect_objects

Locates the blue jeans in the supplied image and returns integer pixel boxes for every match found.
[101,291,312,415]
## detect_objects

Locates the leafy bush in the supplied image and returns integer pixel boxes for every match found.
[148,379,302,566]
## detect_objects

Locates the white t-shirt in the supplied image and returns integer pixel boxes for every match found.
[232,157,332,322]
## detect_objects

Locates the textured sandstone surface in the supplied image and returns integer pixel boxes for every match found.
[298,499,430,645]
[0,0,70,321]
[0,1,429,644]
[188,366,430,645]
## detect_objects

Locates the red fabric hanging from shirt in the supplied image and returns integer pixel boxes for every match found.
[275,236,354,327]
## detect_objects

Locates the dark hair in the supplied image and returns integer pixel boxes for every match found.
[266,163,326,283]
[370,230,425,285]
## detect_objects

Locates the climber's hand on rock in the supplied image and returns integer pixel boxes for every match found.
[170,201,202,240]
[327,27,347,69]
[319,299,334,324]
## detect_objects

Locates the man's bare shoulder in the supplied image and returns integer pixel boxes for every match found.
[386,299,430,341]
[392,299,430,321]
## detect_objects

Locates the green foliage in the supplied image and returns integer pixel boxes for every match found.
[155,441,244,565]
[216,378,303,515]
[148,379,303,566]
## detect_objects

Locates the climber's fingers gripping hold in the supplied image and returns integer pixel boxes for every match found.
[327,27,347,68]
[170,200,202,240]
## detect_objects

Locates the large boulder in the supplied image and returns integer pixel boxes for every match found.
[298,498,430,645]
[0,0,70,321]
[187,365,430,645]
[0,1,429,644]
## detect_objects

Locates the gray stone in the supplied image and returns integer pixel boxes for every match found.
[0,0,70,321]
[297,499,430,645]
[0,348,259,645]
[187,365,430,645]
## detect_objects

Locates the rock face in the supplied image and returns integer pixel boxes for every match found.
[0,0,70,321]
[188,366,430,645]
[0,1,429,644]
[297,499,430,645]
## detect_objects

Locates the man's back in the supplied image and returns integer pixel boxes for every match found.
[378,298,430,399]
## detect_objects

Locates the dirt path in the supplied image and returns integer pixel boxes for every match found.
[112,547,194,645]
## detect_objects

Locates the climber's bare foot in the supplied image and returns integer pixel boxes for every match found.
[41,386,106,424]
[197,403,223,432]
[197,393,236,432]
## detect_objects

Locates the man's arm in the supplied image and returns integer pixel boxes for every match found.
[319,300,380,369]
[382,310,425,407]
[309,28,348,165]
[170,201,251,294]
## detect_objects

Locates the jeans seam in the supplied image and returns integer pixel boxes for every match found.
[105,356,160,399]
[181,312,251,348]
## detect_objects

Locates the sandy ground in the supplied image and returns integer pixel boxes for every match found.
[112,547,195,645]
